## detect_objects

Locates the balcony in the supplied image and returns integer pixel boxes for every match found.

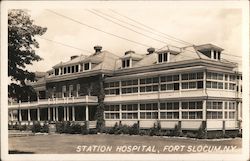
[8,96,98,109]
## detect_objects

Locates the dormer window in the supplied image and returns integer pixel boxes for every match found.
[158,52,169,63]
[55,68,59,75]
[196,44,223,61]
[122,59,131,68]
[84,62,91,71]
[211,50,221,60]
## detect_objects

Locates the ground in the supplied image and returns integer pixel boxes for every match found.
[9,133,242,154]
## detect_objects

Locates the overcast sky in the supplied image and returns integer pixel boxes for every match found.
[24,3,242,72]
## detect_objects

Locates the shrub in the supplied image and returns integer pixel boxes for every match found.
[70,123,82,134]
[149,123,161,136]
[139,130,148,136]
[89,128,98,134]
[31,122,42,133]
[173,123,182,136]
[41,123,49,133]
[129,123,139,135]
[186,131,197,138]
[81,122,89,135]
[55,122,64,133]
[19,124,27,131]
[197,123,206,139]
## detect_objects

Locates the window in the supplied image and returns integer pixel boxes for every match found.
[197,81,203,89]
[76,84,80,97]
[122,59,131,68]
[62,85,67,98]
[76,65,79,72]
[181,101,203,119]
[218,51,221,60]
[206,101,223,109]
[104,81,120,95]
[64,67,67,74]
[158,52,168,63]
[229,75,235,81]
[182,101,202,109]
[104,105,120,119]
[84,63,90,70]
[206,101,224,119]
[69,85,73,97]
[72,66,75,73]
[229,83,236,90]
[140,103,158,119]
[55,68,59,75]
[67,66,71,73]
[160,102,179,110]
[160,112,179,119]
[140,77,159,93]
[174,83,179,90]
[160,75,179,91]
[213,52,217,60]
[207,111,222,119]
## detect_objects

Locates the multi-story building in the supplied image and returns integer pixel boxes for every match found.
[8,44,242,133]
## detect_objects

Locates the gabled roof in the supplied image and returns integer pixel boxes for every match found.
[195,44,224,51]
[52,54,88,68]
[120,50,143,61]
[89,51,120,71]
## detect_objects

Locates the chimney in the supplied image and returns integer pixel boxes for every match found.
[125,50,135,55]
[94,45,102,53]
[70,55,79,60]
[147,47,155,55]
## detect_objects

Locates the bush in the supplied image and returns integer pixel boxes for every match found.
[31,122,42,133]
[129,123,139,135]
[19,124,27,131]
[89,128,98,134]
[148,122,162,136]
[70,123,82,134]
[197,123,206,139]
[81,123,89,135]
[173,123,182,136]
[55,122,64,133]
[41,123,49,133]
[186,131,197,138]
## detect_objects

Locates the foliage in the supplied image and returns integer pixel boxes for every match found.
[149,122,162,136]
[8,9,47,101]
[173,123,182,136]
[96,75,105,131]
[55,121,90,134]
[197,122,206,139]
[31,121,42,133]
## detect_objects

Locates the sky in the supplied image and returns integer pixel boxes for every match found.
[23,3,242,72]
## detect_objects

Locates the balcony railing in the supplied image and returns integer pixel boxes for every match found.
[8,96,98,109]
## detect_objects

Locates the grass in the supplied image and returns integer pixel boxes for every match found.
[9,134,242,154]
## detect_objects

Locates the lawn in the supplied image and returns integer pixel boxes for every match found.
[9,134,242,154]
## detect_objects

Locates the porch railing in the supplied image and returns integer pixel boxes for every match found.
[8,96,98,109]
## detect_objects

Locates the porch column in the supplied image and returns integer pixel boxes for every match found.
[64,106,66,121]
[72,106,75,121]
[19,109,22,122]
[203,100,206,120]
[66,107,69,121]
[28,109,31,122]
[85,105,89,121]
[37,108,40,121]
[10,110,14,122]
[48,107,51,121]
[56,107,58,121]
[53,107,56,121]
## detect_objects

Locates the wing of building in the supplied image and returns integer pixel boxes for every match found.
[8,44,242,133]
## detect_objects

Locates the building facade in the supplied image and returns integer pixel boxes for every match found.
[8,44,242,132]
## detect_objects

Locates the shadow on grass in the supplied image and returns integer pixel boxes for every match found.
[9,150,34,154]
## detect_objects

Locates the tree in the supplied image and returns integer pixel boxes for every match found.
[8,9,47,101]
